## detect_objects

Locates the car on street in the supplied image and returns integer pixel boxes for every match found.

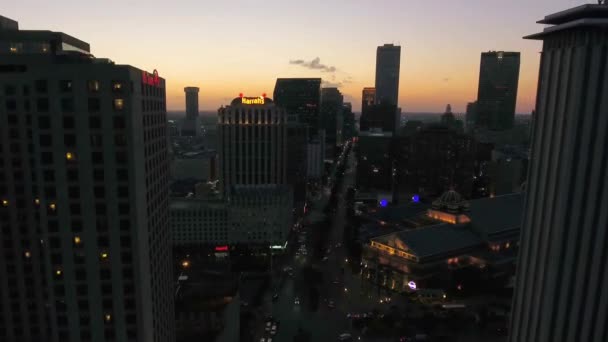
[265,322,271,332]
[333,279,340,284]
[338,333,352,341]
[322,256,329,262]
[270,324,277,335]
[328,300,335,308]
[272,293,279,301]
[294,297,300,305]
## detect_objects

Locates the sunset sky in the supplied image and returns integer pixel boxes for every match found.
[4,0,588,113]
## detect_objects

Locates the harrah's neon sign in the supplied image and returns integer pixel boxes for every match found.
[142,69,160,87]
[241,96,265,105]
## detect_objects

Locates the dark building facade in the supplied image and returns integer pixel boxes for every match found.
[286,120,308,205]
[356,130,394,193]
[375,44,401,106]
[465,101,477,133]
[342,102,356,141]
[273,78,321,140]
[397,124,476,198]
[361,87,376,115]
[510,4,608,342]
[359,102,399,133]
[320,87,343,155]
[476,51,520,131]
[0,17,174,342]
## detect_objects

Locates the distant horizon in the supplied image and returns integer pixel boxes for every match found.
[4,0,581,113]
[167,110,533,117]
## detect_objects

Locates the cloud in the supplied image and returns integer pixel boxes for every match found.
[289,57,337,73]
[321,80,342,88]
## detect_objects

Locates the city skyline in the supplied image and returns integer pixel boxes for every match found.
[3,0,584,113]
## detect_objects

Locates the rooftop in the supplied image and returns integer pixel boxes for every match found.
[468,193,524,239]
[525,4,608,40]
[538,3,608,25]
[373,224,482,259]
[0,16,90,53]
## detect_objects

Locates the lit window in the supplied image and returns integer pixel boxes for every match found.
[104,314,112,322]
[112,82,123,92]
[100,252,109,260]
[49,203,56,210]
[66,152,75,160]
[56,269,62,276]
[74,236,81,245]
[113,99,124,111]
[88,80,100,92]
[34,198,40,205]
[24,251,31,258]
[1,199,8,206]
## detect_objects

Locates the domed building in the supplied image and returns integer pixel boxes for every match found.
[426,190,471,224]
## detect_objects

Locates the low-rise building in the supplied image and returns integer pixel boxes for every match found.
[170,185,293,248]
[362,191,523,292]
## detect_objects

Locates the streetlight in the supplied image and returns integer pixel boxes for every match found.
[181,260,190,268]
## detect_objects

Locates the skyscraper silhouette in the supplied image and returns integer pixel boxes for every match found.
[374,44,401,106]
[510,3,608,342]
[475,51,520,131]
[182,86,199,136]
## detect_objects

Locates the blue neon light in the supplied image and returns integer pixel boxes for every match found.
[379,199,388,207]
[412,194,420,203]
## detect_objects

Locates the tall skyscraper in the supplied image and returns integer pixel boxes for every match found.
[510,4,608,342]
[374,44,401,106]
[320,87,344,155]
[0,17,173,342]
[217,95,287,194]
[361,87,376,115]
[475,51,520,131]
[273,78,321,139]
[181,86,199,136]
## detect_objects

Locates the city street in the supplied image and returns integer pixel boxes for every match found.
[257,146,392,342]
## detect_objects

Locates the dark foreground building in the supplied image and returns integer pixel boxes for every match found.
[0,16,174,342]
[510,4,608,342]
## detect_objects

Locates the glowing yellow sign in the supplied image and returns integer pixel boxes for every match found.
[241,96,265,105]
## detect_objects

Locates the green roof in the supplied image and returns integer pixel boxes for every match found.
[373,224,482,260]
[468,193,523,240]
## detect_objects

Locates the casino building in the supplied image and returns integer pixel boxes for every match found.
[218,95,287,195]
[362,191,523,292]
[169,96,293,251]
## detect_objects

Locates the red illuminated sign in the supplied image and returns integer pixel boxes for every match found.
[215,245,228,252]
[142,69,160,87]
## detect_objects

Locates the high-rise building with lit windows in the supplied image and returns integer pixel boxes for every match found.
[0,16,173,342]
[217,95,287,194]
